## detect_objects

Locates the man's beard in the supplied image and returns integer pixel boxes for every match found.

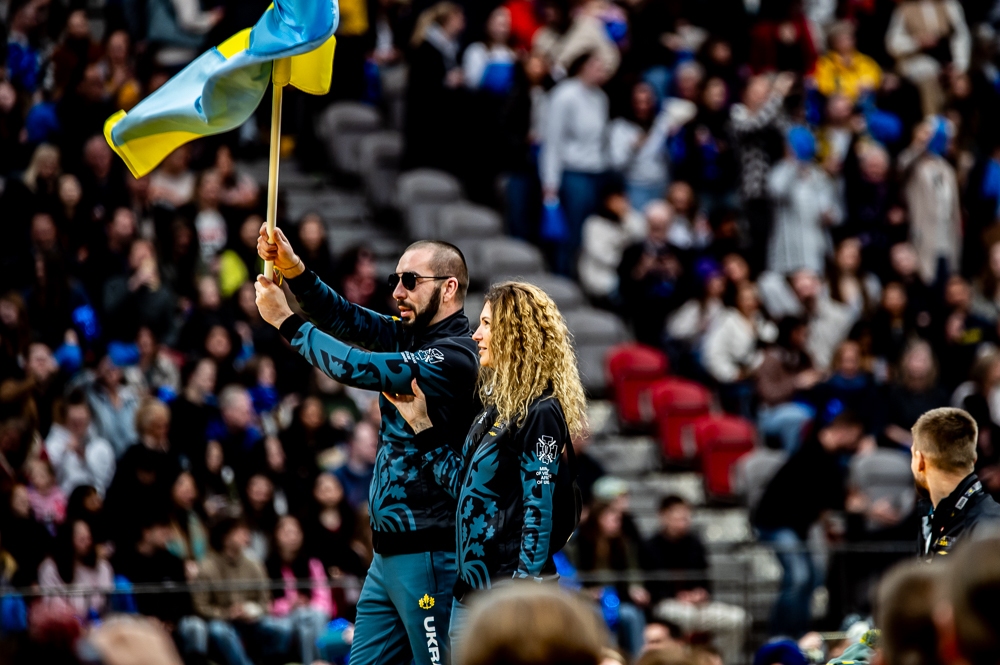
[399,286,442,330]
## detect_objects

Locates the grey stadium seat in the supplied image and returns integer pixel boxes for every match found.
[358,130,403,211]
[394,169,463,239]
[849,448,915,531]
[316,102,382,175]
[487,273,586,313]
[733,448,787,512]
[564,308,629,395]
[464,292,485,328]
[465,237,546,288]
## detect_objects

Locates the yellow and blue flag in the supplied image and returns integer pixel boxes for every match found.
[104,0,338,178]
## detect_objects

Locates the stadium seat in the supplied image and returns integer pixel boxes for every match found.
[564,308,630,395]
[650,378,712,461]
[488,273,586,313]
[358,130,403,211]
[437,201,504,257]
[380,64,408,131]
[465,237,546,287]
[464,292,485,328]
[606,344,669,428]
[316,102,383,174]
[732,447,787,512]
[694,414,757,499]
[848,447,915,529]
[394,169,464,238]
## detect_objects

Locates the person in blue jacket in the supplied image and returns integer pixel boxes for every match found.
[384,281,589,651]
[254,226,480,665]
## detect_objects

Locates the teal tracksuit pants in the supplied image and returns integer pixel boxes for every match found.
[350,551,457,665]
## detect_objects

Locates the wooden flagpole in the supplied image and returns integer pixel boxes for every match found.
[263,57,292,279]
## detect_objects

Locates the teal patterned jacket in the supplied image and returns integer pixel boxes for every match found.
[279,270,481,554]
[419,391,570,600]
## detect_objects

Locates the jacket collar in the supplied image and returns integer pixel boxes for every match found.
[933,473,984,521]
[408,309,472,349]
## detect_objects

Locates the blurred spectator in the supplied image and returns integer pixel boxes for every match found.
[292,213,337,287]
[4,483,52,587]
[570,502,648,658]
[208,385,263,484]
[45,389,116,497]
[265,514,333,665]
[147,0,225,66]
[169,357,218,467]
[542,50,611,276]
[827,237,882,322]
[608,82,696,212]
[665,259,726,362]
[463,6,516,93]
[404,2,466,172]
[898,117,962,285]
[103,239,177,343]
[149,146,196,210]
[766,126,842,274]
[578,178,646,305]
[876,561,943,665]
[814,21,883,102]
[886,0,971,115]
[304,471,364,577]
[756,317,820,453]
[333,418,378,510]
[112,507,206,661]
[643,496,747,665]
[38,518,114,622]
[730,72,795,274]
[813,340,879,432]
[24,458,66,535]
[938,275,995,389]
[881,340,949,449]
[192,516,294,665]
[0,341,64,437]
[618,201,687,346]
[703,282,778,417]
[82,352,141,457]
[753,412,864,636]
[166,470,210,579]
[214,145,259,210]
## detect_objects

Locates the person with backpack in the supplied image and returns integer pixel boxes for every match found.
[385,281,587,652]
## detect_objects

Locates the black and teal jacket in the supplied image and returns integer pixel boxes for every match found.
[421,391,570,600]
[278,270,481,555]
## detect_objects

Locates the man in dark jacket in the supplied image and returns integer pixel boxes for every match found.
[255,227,480,665]
[753,411,864,637]
[911,407,1000,560]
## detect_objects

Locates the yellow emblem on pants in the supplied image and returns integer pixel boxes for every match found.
[419,594,435,610]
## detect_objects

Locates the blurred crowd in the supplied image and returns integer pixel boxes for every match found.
[9,0,1000,663]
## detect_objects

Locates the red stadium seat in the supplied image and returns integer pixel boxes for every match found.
[695,414,757,499]
[606,344,669,427]
[650,378,711,461]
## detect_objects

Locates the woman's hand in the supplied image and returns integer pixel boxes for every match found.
[383,379,433,433]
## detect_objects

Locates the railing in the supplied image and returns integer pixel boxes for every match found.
[0,541,919,663]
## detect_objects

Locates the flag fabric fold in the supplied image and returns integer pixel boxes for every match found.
[104,0,338,178]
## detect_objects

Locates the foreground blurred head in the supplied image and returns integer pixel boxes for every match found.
[877,560,945,665]
[941,538,1000,665]
[456,583,609,665]
[475,282,588,439]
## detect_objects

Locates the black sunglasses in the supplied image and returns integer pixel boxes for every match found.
[388,272,453,290]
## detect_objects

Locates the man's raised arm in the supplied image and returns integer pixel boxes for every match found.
[258,224,401,352]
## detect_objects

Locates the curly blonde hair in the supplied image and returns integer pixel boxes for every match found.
[478,282,588,439]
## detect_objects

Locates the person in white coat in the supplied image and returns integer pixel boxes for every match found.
[703,282,778,417]
[767,127,842,275]
[608,82,697,211]
[45,391,116,498]
[578,179,646,303]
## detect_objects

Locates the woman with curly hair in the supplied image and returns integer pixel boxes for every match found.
[386,281,588,646]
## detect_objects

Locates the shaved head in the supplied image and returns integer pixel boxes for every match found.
[404,240,469,302]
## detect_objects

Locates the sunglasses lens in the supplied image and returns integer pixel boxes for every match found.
[402,273,417,290]
[387,274,400,289]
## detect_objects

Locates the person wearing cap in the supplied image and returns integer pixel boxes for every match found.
[766,125,843,276]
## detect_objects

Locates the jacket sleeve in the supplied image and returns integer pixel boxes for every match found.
[286,270,402,352]
[280,315,474,396]
[515,400,564,580]
[418,428,464,499]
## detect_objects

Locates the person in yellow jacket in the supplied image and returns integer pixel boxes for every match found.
[814,21,882,102]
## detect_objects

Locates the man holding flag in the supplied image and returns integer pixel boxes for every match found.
[255,229,480,665]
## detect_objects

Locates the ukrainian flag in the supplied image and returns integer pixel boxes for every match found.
[104,0,338,178]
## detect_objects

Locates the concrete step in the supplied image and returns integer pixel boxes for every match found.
[587,400,617,436]
[628,473,706,509]
[694,507,753,545]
